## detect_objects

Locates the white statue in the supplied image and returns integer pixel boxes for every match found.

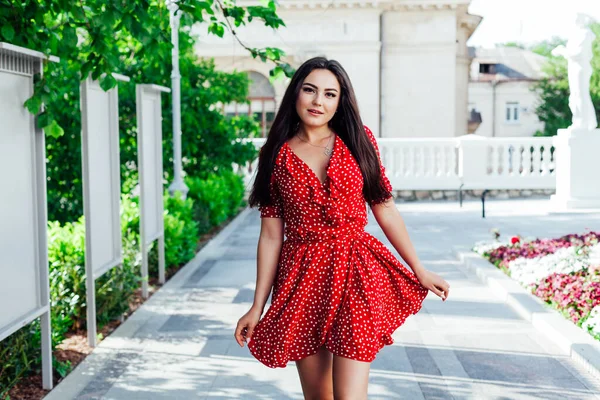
[551,13,597,131]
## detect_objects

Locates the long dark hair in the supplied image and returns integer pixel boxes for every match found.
[248,57,389,208]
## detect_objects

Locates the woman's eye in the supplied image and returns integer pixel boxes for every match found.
[303,87,336,98]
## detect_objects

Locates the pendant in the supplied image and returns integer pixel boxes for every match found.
[324,147,332,156]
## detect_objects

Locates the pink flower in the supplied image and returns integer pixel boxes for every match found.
[534,269,600,324]
[511,236,521,245]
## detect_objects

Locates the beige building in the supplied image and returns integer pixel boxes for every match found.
[193,0,482,138]
[468,47,548,137]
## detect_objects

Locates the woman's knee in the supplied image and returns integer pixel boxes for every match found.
[332,355,370,400]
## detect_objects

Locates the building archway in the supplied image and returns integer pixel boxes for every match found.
[224,71,276,137]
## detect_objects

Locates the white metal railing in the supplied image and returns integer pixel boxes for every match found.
[238,135,556,192]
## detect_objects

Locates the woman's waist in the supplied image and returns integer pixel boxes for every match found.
[284,221,366,244]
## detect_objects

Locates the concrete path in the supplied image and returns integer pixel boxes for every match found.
[45,198,600,400]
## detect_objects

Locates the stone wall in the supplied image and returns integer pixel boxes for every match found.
[394,189,556,202]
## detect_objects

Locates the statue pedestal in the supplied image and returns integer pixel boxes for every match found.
[551,128,600,210]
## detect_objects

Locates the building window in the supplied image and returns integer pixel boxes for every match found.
[505,102,520,123]
[223,71,276,137]
[479,63,496,74]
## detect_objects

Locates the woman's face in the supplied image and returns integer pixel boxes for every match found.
[295,69,341,129]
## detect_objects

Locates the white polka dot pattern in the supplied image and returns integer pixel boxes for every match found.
[250,126,428,368]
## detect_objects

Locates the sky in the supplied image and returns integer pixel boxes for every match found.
[467,0,600,48]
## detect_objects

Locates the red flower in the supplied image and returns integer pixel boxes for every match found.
[511,236,521,244]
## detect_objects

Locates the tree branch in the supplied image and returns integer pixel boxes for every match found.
[213,0,284,67]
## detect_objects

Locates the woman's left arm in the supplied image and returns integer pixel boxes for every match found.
[371,199,450,301]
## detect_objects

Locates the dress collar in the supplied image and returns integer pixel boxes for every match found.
[274,135,349,207]
[276,135,344,190]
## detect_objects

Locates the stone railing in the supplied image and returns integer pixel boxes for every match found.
[238,135,556,195]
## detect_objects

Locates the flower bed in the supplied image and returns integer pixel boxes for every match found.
[474,231,600,341]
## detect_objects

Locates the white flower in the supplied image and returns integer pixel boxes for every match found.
[588,244,600,266]
[508,243,600,287]
[473,240,509,255]
[583,305,600,337]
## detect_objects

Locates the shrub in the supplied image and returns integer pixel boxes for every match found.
[149,193,199,274]
[220,169,247,217]
[160,171,247,237]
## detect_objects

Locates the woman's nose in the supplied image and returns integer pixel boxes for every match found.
[313,93,323,105]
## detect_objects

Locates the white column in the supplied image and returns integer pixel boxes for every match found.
[381,9,457,138]
[551,129,600,209]
[168,0,189,198]
[457,134,488,188]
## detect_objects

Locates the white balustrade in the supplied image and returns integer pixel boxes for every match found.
[460,137,555,190]
[238,135,556,193]
[380,139,461,190]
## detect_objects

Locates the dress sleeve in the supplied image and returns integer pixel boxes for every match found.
[258,172,284,218]
[364,125,393,205]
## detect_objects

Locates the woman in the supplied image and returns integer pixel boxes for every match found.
[234,57,450,399]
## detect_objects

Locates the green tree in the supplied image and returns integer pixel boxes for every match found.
[533,23,600,137]
[0,0,291,222]
[530,36,567,57]
[0,0,292,134]
[497,41,526,49]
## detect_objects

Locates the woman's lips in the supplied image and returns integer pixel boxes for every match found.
[308,109,323,116]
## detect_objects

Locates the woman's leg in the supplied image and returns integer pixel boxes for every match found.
[332,355,371,400]
[295,346,334,400]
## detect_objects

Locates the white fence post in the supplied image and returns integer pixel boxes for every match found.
[136,84,171,298]
[0,42,58,390]
[80,73,129,347]
[458,135,490,189]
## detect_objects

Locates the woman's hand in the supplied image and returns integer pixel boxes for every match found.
[234,307,263,347]
[416,269,450,301]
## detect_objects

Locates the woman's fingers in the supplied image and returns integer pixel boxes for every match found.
[234,320,247,347]
[246,324,256,341]
[434,281,450,301]
[429,284,445,299]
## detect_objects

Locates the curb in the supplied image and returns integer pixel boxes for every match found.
[453,245,600,381]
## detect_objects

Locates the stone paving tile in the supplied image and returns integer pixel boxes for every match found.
[182,259,218,288]
[45,201,600,400]
[74,352,139,400]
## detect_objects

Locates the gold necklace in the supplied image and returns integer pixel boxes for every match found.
[297,132,334,156]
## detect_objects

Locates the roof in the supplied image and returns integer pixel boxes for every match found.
[469,46,548,81]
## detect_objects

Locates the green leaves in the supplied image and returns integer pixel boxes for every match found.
[208,21,225,37]
[247,4,285,29]
[99,73,117,92]
[24,95,42,115]
[62,25,78,48]
[270,62,295,79]
[1,24,14,41]
[46,120,65,138]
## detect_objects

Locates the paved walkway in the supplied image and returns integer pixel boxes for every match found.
[45,198,600,399]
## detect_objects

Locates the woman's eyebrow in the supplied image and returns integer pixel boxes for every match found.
[303,82,339,92]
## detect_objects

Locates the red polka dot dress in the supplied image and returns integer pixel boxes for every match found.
[248,125,428,368]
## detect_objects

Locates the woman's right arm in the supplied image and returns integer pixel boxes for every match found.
[252,217,284,314]
[234,216,284,347]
